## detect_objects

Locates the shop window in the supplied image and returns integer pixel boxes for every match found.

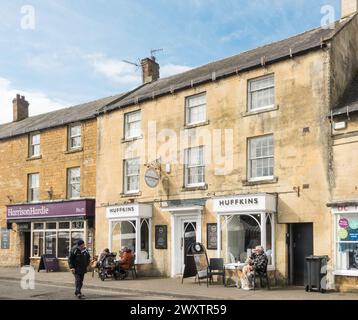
[124,110,141,140]
[32,232,44,257]
[29,133,41,158]
[185,93,206,126]
[219,213,275,268]
[68,124,82,150]
[31,221,85,259]
[124,158,140,194]
[335,214,358,274]
[28,173,39,203]
[248,74,275,111]
[248,135,274,181]
[110,218,151,264]
[67,167,81,199]
[58,231,70,258]
[140,219,150,261]
[184,146,205,187]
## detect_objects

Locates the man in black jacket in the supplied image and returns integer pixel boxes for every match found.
[68,239,91,299]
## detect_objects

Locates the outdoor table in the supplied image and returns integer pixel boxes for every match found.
[224,262,246,288]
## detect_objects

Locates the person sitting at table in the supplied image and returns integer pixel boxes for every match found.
[240,246,268,290]
[117,246,134,273]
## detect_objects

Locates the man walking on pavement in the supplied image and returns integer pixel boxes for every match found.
[68,239,91,299]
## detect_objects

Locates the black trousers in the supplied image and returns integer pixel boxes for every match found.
[74,273,85,295]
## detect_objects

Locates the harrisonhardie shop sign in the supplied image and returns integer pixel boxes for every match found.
[6,200,95,220]
[213,194,277,214]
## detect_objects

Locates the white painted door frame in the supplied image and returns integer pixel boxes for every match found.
[170,211,202,277]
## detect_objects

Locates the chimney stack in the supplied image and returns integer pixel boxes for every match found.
[13,94,29,122]
[342,0,358,18]
[141,57,160,84]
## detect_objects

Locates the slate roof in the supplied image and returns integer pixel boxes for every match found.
[332,73,358,117]
[0,92,127,140]
[103,17,354,113]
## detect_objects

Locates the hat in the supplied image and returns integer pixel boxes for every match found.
[77,239,85,246]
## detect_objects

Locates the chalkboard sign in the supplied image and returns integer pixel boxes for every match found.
[207,223,218,250]
[155,225,167,249]
[38,255,59,272]
[1,228,10,249]
[182,243,209,283]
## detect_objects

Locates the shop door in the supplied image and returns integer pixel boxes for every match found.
[182,221,197,265]
[23,232,31,266]
[290,223,313,286]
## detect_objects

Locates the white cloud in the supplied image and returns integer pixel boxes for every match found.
[86,53,192,83]
[86,53,141,85]
[0,77,71,125]
[161,64,192,78]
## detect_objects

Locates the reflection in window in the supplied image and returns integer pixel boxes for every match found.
[58,231,70,258]
[45,232,57,255]
[140,219,150,260]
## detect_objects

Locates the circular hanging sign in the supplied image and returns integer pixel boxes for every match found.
[145,168,160,188]
[338,228,349,240]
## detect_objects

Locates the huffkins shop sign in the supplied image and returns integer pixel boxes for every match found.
[213,194,277,213]
[7,200,95,220]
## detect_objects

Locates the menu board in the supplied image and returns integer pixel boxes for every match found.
[155,225,167,249]
[38,255,59,272]
[1,228,10,249]
[207,223,218,250]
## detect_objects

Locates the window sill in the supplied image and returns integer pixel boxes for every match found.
[64,147,83,155]
[26,155,42,161]
[243,105,279,117]
[242,177,278,186]
[121,135,143,144]
[181,184,208,192]
[333,270,358,277]
[184,120,210,130]
[120,191,142,198]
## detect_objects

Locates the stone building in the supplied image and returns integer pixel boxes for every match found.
[0,0,358,292]
[93,1,358,292]
[0,93,125,269]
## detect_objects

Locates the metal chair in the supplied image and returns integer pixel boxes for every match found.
[207,258,226,287]
[128,255,137,279]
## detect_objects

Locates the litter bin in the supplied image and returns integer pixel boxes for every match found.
[304,255,329,293]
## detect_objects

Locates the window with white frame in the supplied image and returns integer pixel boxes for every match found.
[124,111,141,140]
[185,93,206,125]
[184,146,205,187]
[110,218,151,264]
[67,167,81,199]
[124,158,140,194]
[335,213,358,274]
[248,74,275,111]
[219,213,275,268]
[31,221,85,259]
[29,133,40,158]
[248,135,274,181]
[28,173,39,203]
[68,124,81,150]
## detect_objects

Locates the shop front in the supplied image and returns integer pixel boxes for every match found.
[330,203,358,291]
[6,199,95,269]
[213,194,277,270]
[106,203,152,265]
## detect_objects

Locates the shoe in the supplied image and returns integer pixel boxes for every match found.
[78,294,86,299]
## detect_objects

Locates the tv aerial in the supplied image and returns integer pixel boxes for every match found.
[150,48,163,60]
[122,59,141,71]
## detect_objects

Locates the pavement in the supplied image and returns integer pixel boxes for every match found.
[0,267,357,300]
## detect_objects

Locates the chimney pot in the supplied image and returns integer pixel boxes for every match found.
[141,57,160,84]
[341,0,358,18]
[13,94,29,122]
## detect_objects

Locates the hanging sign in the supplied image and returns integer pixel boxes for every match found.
[145,168,160,188]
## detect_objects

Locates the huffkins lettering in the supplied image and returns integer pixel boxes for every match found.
[219,198,259,206]
[109,207,135,214]
[8,206,49,217]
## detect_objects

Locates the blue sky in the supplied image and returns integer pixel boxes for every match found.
[0,0,340,124]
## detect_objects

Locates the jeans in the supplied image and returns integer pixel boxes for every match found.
[74,273,85,295]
